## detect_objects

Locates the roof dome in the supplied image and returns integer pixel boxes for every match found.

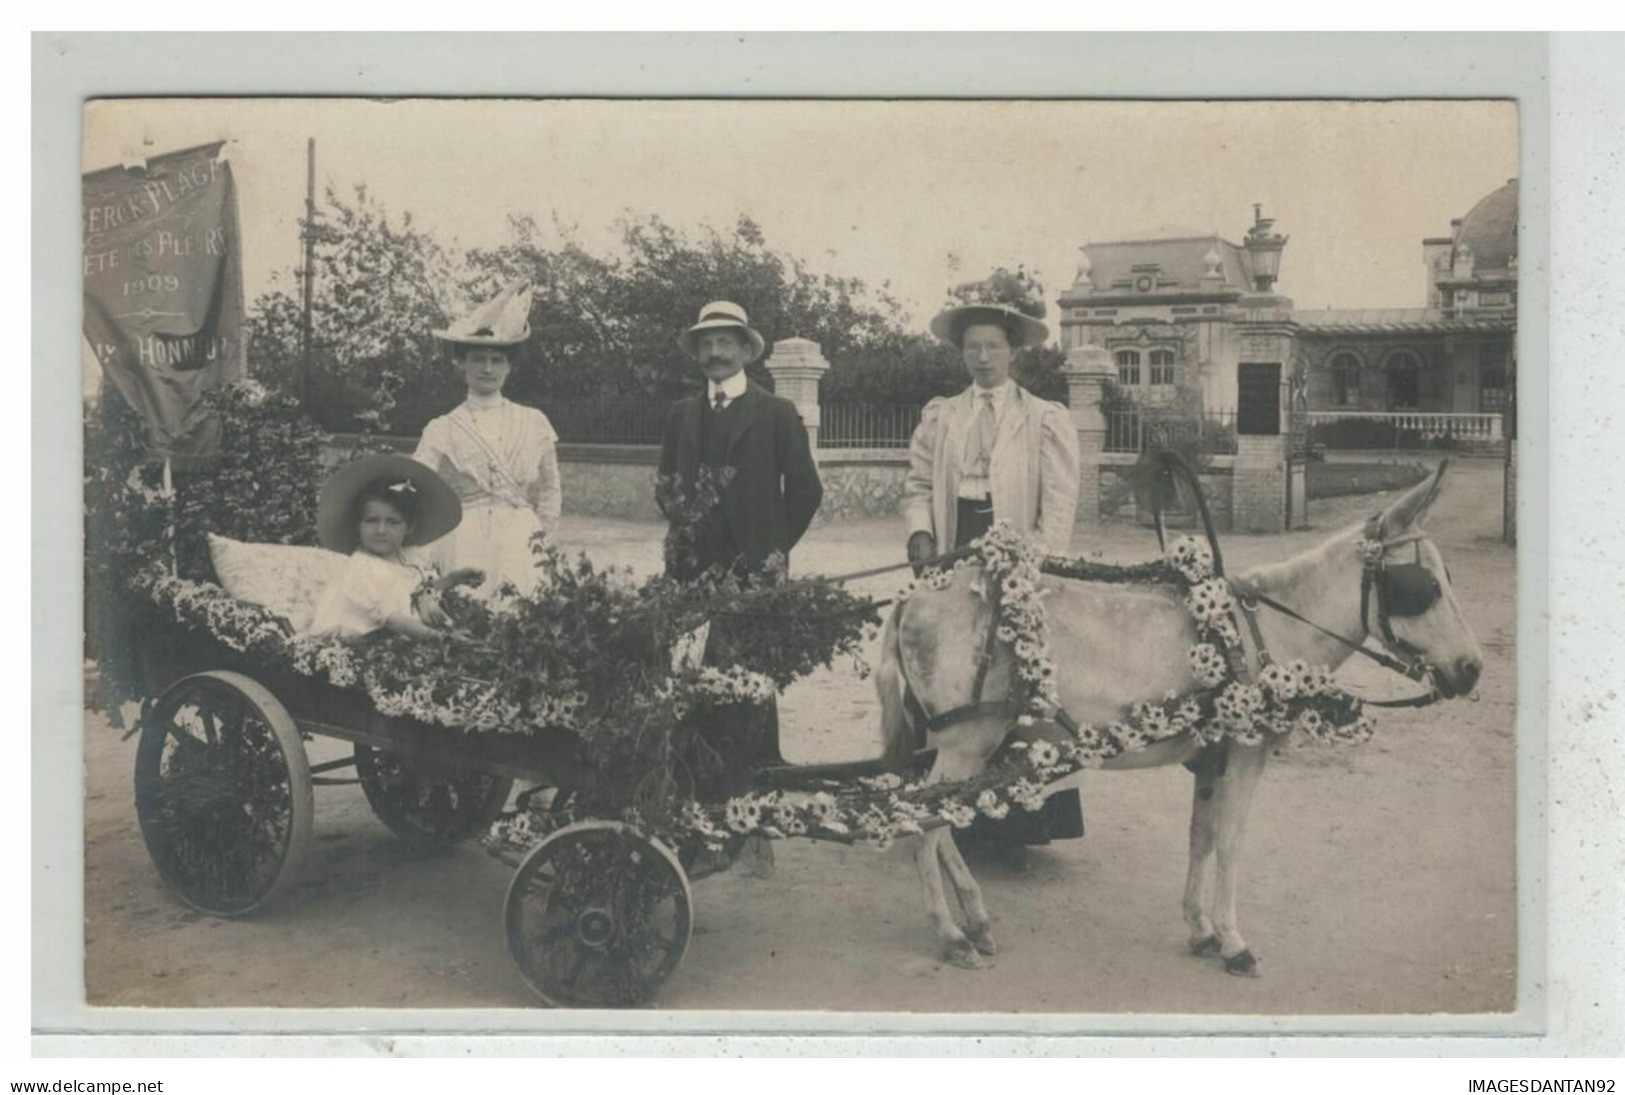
[1455,178,1518,272]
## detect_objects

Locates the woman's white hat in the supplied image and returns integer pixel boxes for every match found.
[676,300,766,362]
[929,302,1049,349]
[317,453,463,554]
[432,281,533,348]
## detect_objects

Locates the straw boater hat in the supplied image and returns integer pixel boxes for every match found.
[432,281,533,348]
[676,300,766,362]
[317,454,463,554]
[928,302,1050,350]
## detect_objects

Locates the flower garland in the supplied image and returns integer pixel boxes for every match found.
[488,524,1378,858]
[132,534,868,781]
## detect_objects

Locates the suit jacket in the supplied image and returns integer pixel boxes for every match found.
[903,383,1079,554]
[658,380,823,580]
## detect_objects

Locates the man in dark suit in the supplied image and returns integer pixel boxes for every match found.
[657,301,823,775]
[658,301,823,583]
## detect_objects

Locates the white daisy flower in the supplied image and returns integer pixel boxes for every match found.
[724,797,762,834]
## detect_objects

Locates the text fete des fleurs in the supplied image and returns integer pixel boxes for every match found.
[82,156,230,281]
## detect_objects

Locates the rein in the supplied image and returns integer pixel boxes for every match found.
[701,547,979,619]
[1145,452,1441,708]
[710,451,1445,729]
[1229,514,1443,709]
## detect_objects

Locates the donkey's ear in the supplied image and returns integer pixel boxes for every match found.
[1381,460,1449,533]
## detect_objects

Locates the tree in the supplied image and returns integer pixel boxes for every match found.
[242,200,1067,423]
[821,266,1069,405]
[461,213,906,403]
[600,214,901,400]
[244,185,462,430]
[462,215,627,401]
[820,331,964,405]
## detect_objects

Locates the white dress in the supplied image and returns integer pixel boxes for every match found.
[413,396,562,597]
[309,549,436,641]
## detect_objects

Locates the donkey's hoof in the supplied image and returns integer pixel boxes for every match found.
[968,926,998,957]
[1224,949,1260,977]
[943,939,992,970]
[1189,934,1221,957]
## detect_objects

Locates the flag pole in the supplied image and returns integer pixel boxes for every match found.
[300,137,316,414]
[162,454,178,578]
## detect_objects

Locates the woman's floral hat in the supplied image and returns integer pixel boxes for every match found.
[929,268,1050,349]
[432,281,533,348]
[316,453,463,553]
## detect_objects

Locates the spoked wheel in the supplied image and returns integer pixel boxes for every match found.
[504,821,693,1008]
[134,671,313,916]
[354,744,513,849]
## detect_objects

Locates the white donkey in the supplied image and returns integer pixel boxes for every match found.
[876,462,1483,973]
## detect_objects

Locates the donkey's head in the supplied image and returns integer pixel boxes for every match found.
[1363,461,1484,698]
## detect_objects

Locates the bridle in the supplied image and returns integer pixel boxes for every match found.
[1231,513,1451,709]
[1358,516,1442,668]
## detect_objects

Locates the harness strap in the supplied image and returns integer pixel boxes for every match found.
[921,570,1009,733]
[923,698,1020,734]
[1231,580,1429,681]
[1150,451,1227,579]
[701,545,981,615]
[1234,594,1274,677]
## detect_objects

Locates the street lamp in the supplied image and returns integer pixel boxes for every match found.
[1243,203,1288,293]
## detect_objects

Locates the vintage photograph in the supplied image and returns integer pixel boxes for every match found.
[80,97,1519,1013]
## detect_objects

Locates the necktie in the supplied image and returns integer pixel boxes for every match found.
[969,391,997,473]
[713,390,728,411]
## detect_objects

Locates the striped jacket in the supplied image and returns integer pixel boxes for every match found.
[902,383,1079,554]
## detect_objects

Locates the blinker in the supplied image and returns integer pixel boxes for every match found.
[1382,564,1441,618]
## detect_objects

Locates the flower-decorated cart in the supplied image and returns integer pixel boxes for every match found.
[91,389,910,1007]
[90,391,1414,1008]
[118,524,896,1009]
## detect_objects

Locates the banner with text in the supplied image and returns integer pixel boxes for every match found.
[83,141,245,464]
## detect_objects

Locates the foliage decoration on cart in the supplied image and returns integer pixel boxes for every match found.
[86,383,882,787]
[488,523,1379,859]
[131,542,877,773]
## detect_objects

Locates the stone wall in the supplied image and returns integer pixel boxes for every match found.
[322,436,667,522]
[814,449,909,523]
[1098,454,1234,529]
[557,444,663,522]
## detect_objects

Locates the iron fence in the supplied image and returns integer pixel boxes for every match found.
[1104,407,1239,456]
[541,398,671,445]
[313,394,674,444]
[818,403,923,449]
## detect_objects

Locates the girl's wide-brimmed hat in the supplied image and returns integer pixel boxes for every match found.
[316,453,463,553]
[432,281,533,348]
[676,300,767,362]
[929,302,1050,349]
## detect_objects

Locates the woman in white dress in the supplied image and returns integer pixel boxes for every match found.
[413,282,562,598]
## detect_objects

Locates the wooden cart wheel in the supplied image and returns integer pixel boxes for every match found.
[134,671,313,916]
[504,821,693,1008]
[354,744,513,849]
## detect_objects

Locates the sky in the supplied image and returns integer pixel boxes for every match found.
[83,98,1519,330]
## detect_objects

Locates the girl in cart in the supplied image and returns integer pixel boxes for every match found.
[309,453,480,642]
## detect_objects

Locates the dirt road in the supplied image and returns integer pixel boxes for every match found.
[83,459,1516,1013]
